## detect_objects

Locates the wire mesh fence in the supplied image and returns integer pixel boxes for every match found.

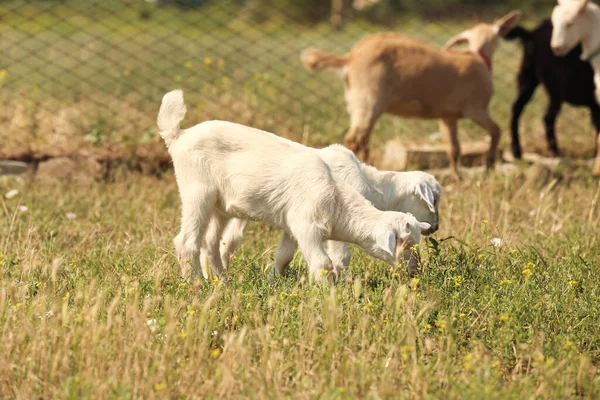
[1,0,598,165]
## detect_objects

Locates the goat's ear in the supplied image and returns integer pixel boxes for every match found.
[376,229,396,257]
[418,222,431,234]
[443,30,471,50]
[417,183,436,213]
[495,10,522,36]
[578,0,591,14]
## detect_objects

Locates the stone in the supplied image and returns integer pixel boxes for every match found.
[0,160,29,175]
[381,140,501,171]
[36,156,103,184]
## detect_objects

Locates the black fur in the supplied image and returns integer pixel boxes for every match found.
[504,20,600,159]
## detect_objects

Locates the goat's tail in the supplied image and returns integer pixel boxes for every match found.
[503,26,531,42]
[157,89,187,148]
[301,48,349,73]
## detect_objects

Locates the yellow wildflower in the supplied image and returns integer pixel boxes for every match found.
[210,348,222,359]
[499,279,512,286]
[563,341,575,350]
[204,57,213,65]
[499,313,509,321]
[154,382,167,391]
[452,275,464,287]
[522,269,533,278]
[568,280,577,289]
[437,320,446,332]
[410,277,420,291]
[463,353,473,370]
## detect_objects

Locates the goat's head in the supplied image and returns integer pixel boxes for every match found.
[444,10,522,59]
[373,213,430,273]
[551,0,594,56]
[390,172,443,235]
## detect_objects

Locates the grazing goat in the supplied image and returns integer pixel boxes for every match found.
[157,90,431,282]
[550,0,600,176]
[212,145,443,278]
[301,11,522,178]
[504,20,600,159]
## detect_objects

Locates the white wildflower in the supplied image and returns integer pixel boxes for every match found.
[65,212,76,219]
[490,238,502,247]
[146,319,158,332]
[5,189,19,199]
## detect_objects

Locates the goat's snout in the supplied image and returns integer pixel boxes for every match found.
[551,44,567,56]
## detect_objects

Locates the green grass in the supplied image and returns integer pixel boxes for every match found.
[2,2,600,397]
[1,170,600,398]
[1,0,599,159]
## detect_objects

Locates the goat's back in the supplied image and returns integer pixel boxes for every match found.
[170,120,338,227]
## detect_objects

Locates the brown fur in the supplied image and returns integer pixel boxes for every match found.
[302,11,522,178]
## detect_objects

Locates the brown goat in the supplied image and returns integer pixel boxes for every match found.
[302,11,522,178]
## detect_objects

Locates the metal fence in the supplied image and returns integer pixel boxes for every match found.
[1,0,597,163]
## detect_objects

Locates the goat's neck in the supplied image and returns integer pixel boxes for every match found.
[581,6,600,62]
[581,7,600,105]
[356,164,398,210]
[331,183,383,246]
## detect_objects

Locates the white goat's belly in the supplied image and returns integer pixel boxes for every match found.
[221,196,285,228]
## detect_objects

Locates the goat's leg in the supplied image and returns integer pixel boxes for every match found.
[200,213,229,280]
[593,132,600,177]
[343,100,382,162]
[510,78,538,159]
[219,218,248,270]
[326,240,351,275]
[543,100,562,157]
[272,231,298,276]
[466,110,501,172]
[590,105,600,157]
[439,118,461,179]
[176,188,216,279]
[292,226,333,283]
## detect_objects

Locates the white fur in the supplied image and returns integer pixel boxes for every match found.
[551,0,600,175]
[216,144,443,277]
[158,90,431,282]
[551,0,600,103]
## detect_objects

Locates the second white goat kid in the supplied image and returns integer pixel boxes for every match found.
[216,145,442,278]
[157,90,431,282]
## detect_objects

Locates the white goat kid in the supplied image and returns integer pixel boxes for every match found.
[550,0,600,175]
[214,145,442,278]
[158,90,431,282]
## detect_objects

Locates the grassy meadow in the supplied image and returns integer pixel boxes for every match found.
[2,169,600,398]
[2,1,600,398]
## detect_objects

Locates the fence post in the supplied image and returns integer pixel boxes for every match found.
[331,0,343,31]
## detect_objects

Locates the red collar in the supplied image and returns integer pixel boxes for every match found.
[478,51,492,70]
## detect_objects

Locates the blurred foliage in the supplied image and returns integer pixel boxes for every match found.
[237,0,552,24]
